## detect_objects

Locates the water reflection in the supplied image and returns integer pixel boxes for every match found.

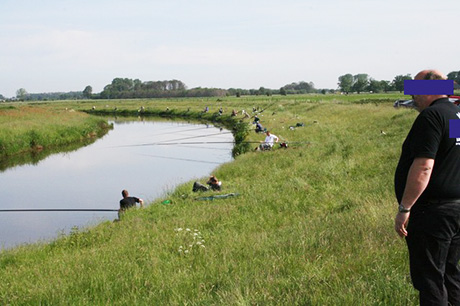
[0,119,234,250]
[0,135,104,172]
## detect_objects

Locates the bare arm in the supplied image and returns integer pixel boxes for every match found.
[395,157,434,237]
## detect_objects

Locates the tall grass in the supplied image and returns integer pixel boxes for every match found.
[0,94,420,304]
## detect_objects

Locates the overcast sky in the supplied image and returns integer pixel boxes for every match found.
[0,0,458,97]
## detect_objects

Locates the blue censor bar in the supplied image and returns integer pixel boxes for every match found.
[450,120,460,139]
[404,80,454,95]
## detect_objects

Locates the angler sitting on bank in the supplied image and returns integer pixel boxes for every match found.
[192,175,222,192]
[207,175,222,191]
[119,189,144,219]
[255,122,265,133]
[257,130,279,151]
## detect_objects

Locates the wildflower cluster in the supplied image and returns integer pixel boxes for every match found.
[174,228,206,255]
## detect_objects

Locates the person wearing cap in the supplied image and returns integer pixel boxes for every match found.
[394,69,460,305]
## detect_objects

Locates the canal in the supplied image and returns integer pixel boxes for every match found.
[0,118,234,249]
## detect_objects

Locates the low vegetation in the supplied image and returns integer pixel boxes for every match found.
[0,93,422,304]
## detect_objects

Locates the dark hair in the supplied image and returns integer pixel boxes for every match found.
[207,175,218,185]
[122,189,128,197]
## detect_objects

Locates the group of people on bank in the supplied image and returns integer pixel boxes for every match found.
[119,175,223,217]
[252,113,280,151]
[117,69,460,305]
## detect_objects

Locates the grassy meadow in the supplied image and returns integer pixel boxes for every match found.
[0,93,421,305]
[0,104,111,161]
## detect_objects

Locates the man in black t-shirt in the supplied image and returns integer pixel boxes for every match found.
[119,189,144,218]
[394,69,460,305]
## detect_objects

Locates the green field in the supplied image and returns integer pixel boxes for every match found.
[0,105,111,161]
[0,93,421,305]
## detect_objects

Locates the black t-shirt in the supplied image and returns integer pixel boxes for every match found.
[119,196,140,210]
[394,98,460,209]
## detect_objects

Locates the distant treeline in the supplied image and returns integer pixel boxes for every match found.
[1,90,85,102]
[6,78,327,101]
[96,78,323,99]
[337,70,460,94]
[5,70,459,101]
[28,91,84,101]
[229,81,321,97]
[96,78,228,99]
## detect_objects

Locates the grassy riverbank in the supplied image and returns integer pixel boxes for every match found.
[0,105,112,161]
[0,93,421,304]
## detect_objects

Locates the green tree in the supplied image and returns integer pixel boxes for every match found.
[100,84,113,99]
[352,74,369,94]
[281,81,315,94]
[368,78,383,93]
[83,86,93,99]
[447,71,460,84]
[296,81,315,93]
[16,88,28,101]
[111,78,134,92]
[169,79,186,91]
[392,74,412,93]
[338,74,353,93]
[379,80,393,92]
[133,79,142,90]
[280,87,287,96]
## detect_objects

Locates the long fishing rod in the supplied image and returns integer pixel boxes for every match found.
[146,125,219,138]
[159,131,233,143]
[174,144,230,151]
[248,100,279,119]
[111,131,233,148]
[0,209,119,213]
[115,140,312,146]
[135,141,235,145]
[137,153,223,165]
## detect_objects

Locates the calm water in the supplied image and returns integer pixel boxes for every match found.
[0,118,234,250]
